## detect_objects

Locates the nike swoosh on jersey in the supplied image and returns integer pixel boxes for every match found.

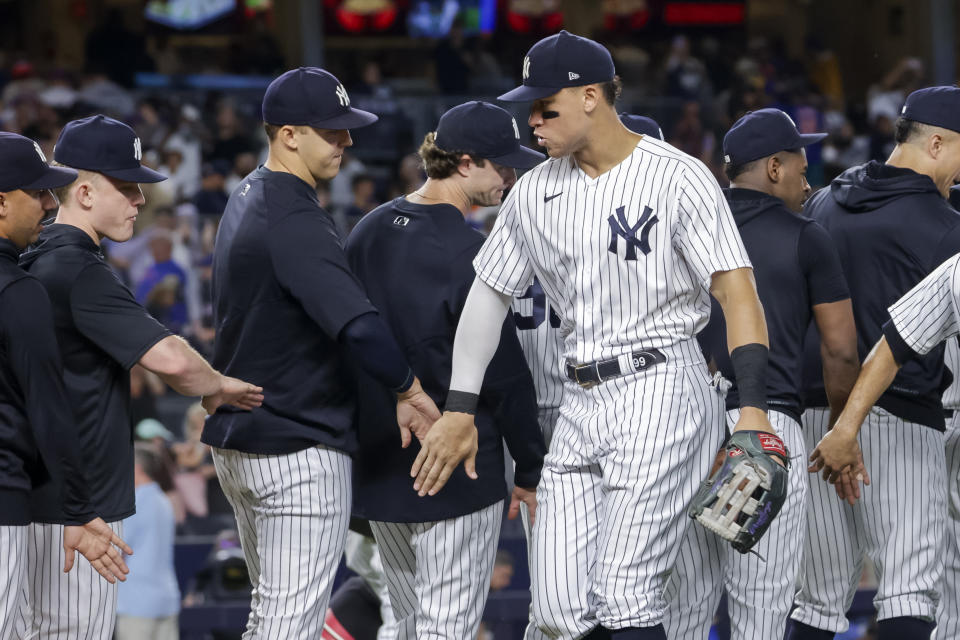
[544,192,563,203]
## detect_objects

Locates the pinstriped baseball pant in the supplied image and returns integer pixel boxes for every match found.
[663,408,808,640]
[933,412,960,640]
[791,407,945,633]
[18,521,124,640]
[529,341,725,639]
[212,444,352,640]
[370,501,503,640]
[0,526,26,639]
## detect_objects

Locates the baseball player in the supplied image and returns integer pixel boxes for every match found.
[789,86,960,640]
[344,100,545,640]
[205,67,440,639]
[0,132,133,638]
[511,111,667,640]
[410,31,777,640]
[19,115,264,640]
[663,109,859,640]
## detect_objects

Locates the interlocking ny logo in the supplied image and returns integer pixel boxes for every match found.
[133,137,142,161]
[608,205,658,260]
[335,84,350,107]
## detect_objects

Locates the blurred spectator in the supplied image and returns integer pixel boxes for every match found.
[136,230,189,335]
[352,61,400,116]
[209,101,257,166]
[330,151,368,214]
[434,22,472,94]
[77,73,136,118]
[344,174,378,231]
[193,161,230,216]
[85,8,154,87]
[226,151,259,194]
[117,442,181,640]
[135,98,172,151]
[130,365,166,428]
[669,101,718,176]
[663,35,711,102]
[172,403,217,522]
[489,550,515,592]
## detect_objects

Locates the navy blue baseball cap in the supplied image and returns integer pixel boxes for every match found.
[54,115,167,183]
[723,108,827,166]
[620,114,664,140]
[499,31,616,103]
[0,132,77,192]
[435,101,545,169]
[900,86,960,133]
[263,67,378,130]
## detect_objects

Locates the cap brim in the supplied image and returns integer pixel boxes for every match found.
[498,85,560,102]
[489,145,546,169]
[101,165,168,184]
[19,165,78,191]
[309,107,379,130]
[797,132,828,146]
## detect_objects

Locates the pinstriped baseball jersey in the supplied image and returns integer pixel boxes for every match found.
[944,338,960,410]
[512,279,565,410]
[475,137,752,363]
[886,253,960,359]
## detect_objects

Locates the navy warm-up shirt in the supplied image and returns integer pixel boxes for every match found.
[0,238,95,525]
[345,198,545,523]
[205,166,377,455]
[699,189,849,422]
[801,161,960,430]
[21,224,171,523]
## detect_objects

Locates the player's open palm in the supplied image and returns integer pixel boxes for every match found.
[202,376,264,414]
[63,517,133,584]
[396,377,441,447]
[411,411,479,496]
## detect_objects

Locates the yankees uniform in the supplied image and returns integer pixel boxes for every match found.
[789,87,960,639]
[345,102,545,640]
[665,110,852,640]
[19,117,169,640]
[206,68,427,639]
[459,32,756,638]
[0,134,98,639]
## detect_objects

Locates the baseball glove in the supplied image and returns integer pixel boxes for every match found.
[688,430,789,554]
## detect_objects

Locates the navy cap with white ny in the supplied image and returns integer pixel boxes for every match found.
[54,115,167,184]
[900,85,960,133]
[723,108,827,167]
[435,101,545,169]
[0,132,77,192]
[263,66,378,130]
[499,30,616,102]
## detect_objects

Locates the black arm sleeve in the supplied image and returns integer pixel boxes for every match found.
[480,315,546,489]
[2,279,95,525]
[339,312,414,393]
[882,319,920,366]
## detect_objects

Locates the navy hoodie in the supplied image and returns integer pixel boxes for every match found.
[699,189,849,423]
[802,161,960,430]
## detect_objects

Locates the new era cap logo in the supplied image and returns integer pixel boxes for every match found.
[522,56,531,81]
[569,72,580,81]
[336,84,350,107]
[133,137,142,161]
[33,141,46,162]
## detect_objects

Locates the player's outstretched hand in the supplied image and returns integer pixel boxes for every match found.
[63,517,133,584]
[396,377,441,447]
[508,485,537,526]
[808,424,870,504]
[202,376,264,415]
[410,411,478,497]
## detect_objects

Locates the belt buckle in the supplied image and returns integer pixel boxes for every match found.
[574,363,599,389]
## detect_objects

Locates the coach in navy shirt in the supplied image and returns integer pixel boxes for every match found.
[345,101,546,639]
[789,87,960,640]
[20,115,262,640]
[205,67,440,638]
[672,109,859,640]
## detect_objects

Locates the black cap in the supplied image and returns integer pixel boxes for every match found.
[54,115,167,183]
[723,108,827,166]
[620,114,664,140]
[900,86,960,133]
[0,132,77,192]
[498,31,615,103]
[263,67,378,130]
[435,101,545,169]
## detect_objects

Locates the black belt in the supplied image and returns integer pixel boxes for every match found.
[565,348,667,388]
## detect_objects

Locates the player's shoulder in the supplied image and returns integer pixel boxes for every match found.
[634,136,715,187]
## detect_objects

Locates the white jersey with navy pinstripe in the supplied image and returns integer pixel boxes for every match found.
[475,136,753,363]
[474,137,751,637]
[512,278,565,412]
[887,252,960,358]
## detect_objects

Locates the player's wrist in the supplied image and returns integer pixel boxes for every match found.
[444,390,478,415]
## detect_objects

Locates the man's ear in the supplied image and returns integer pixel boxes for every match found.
[277,125,300,151]
[582,84,602,114]
[456,154,473,178]
[0,192,7,219]
[928,132,944,160]
[766,155,783,184]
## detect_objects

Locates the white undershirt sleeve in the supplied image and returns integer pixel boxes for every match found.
[449,277,513,395]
